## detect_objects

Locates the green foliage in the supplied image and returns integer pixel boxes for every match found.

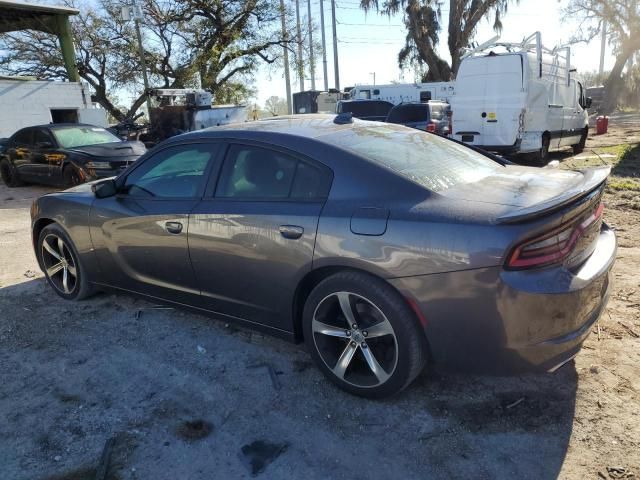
[360,0,517,81]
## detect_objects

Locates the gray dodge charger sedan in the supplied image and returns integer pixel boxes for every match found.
[30,115,616,398]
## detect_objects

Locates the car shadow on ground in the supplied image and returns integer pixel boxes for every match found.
[0,278,577,480]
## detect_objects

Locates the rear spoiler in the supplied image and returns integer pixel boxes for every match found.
[496,166,610,224]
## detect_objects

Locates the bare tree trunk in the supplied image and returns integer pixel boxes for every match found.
[603,48,633,114]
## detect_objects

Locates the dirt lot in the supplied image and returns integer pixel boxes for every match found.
[0,120,638,480]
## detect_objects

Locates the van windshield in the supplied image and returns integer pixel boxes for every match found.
[328,124,502,192]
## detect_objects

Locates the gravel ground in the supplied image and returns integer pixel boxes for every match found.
[0,125,638,480]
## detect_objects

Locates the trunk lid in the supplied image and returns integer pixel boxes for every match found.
[439,165,610,223]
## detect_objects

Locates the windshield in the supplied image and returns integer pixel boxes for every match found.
[52,126,120,149]
[329,124,502,193]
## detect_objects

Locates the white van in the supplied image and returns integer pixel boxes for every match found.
[450,32,591,164]
[349,82,454,105]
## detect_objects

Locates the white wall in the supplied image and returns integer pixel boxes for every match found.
[0,80,92,137]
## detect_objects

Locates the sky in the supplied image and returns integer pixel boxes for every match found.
[255,0,615,106]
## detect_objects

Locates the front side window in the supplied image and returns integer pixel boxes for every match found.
[124,143,220,198]
[52,126,121,149]
[34,129,54,146]
[217,145,331,200]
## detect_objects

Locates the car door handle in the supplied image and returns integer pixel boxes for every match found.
[165,221,183,234]
[279,225,304,239]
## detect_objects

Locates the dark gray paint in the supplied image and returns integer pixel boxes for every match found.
[31,115,617,371]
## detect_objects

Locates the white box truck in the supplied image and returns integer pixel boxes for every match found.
[0,78,107,138]
[348,82,454,105]
[450,32,591,164]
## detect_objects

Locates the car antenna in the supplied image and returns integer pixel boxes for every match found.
[590,149,608,167]
[334,112,353,125]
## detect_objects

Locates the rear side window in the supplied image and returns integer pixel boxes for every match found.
[331,124,501,193]
[217,145,331,200]
[430,105,444,120]
[13,129,32,145]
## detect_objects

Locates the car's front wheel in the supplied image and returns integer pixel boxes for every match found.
[303,271,428,398]
[0,158,24,187]
[38,223,93,300]
[63,164,82,187]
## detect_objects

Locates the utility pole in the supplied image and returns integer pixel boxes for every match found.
[319,0,328,91]
[330,0,340,91]
[370,72,376,86]
[599,21,607,77]
[279,0,292,114]
[132,2,152,120]
[307,0,315,90]
[295,0,305,91]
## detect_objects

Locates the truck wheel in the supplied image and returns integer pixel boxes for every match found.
[536,134,550,167]
[572,127,588,155]
[0,159,24,187]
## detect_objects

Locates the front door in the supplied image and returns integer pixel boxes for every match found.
[189,143,332,331]
[89,142,223,304]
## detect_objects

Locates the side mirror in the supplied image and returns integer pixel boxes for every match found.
[37,141,53,149]
[92,179,118,198]
[585,97,593,109]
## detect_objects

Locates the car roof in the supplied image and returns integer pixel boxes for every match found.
[182,114,378,141]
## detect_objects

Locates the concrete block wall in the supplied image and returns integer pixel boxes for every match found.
[0,80,86,137]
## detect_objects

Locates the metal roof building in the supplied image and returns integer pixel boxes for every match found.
[0,0,80,81]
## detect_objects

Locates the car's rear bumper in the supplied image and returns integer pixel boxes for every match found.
[389,224,616,373]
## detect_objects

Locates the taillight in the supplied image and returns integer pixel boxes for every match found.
[426,122,436,133]
[506,202,604,269]
[448,111,452,136]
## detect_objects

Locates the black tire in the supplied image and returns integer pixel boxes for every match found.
[572,127,588,155]
[534,134,550,167]
[302,271,428,399]
[0,158,24,187]
[63,164,82,187]
[38,223,93,301]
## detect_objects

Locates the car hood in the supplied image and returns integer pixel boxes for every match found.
[67,141,146,158]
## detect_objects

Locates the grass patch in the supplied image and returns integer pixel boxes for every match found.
[607,178,640,191]
[560,141,640,192]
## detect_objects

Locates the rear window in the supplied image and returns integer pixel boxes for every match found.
[330,124,502,192]
[339,101,392,117]
[386,104,428,124]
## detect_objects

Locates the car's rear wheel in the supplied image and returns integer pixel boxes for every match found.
[303,271,428,398]
[0,159,24,187]
[63,164,82,187]
[38,224,92,300]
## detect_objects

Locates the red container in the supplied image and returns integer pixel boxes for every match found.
[596,116,609,135]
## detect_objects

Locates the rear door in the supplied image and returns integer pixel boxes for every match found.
[453,55,524,148]
[481,55,525,147]
[89,141,223,304]
[189,142,332,331]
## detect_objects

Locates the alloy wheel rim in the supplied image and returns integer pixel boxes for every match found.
[41,234,78,295]
[312,291,398,388]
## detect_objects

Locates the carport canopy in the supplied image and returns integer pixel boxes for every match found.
[0,0,80,81]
